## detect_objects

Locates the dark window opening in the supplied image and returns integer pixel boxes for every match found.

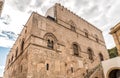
[71,67,74,73]
[84,29,89,38]
[21,40,24,52]
[88,48,94,61]
[47,16,55,21]
[99,53,104,61]
[46,63,49,70]
[15,48,18,57]
[47,39,54,49]
[11,56,13,61]
[51,41,54,49]
[95,35,99,42]
[73,44,79,56]
[71,25,76,32]
[85,32,88,38]
[65,63,67,66]
[96,38,99,43]
[25,29,27,33]
[109,69,120,78]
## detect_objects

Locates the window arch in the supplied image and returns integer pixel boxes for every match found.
[84,29,88,38]
[44,33,57,49]
[72,43,80,56]
[99,53,104,61]
[68,20,76,32]
[87,48,94,61]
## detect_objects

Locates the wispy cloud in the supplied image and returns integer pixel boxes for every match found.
[1,0,120,77]
[1,0,120,49]
[0,14,11,25]
[0,30,17,48]
[8,0,32,12]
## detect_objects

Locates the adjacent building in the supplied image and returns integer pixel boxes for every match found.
[0,0,4,16]
[110,23,120,55]
[102,22,120,78]
[4,3,109,78]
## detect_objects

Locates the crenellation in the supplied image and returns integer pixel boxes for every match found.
[4,3,108,78]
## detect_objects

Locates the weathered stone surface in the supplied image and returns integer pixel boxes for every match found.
[4,3,109,78]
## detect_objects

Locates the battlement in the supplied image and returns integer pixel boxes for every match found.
[46,3,102,32]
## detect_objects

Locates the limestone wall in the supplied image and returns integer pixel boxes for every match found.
[4,4,109,78]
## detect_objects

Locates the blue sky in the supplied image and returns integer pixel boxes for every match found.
[1,0,120,77]
[0,47,10,77]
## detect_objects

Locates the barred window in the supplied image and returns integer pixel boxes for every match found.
[73,44,79,56]
[88,48,94,61]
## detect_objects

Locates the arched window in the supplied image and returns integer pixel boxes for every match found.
[21,40,24,52]
[44,33,57,49]
[73,43,79,56]
[95,34,99,42]
[47,39,54,49]
[88,48,94,61]
[99,53,104,61]
[84,29,88,38]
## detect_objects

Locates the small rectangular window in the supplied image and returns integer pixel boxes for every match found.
[71,25,76,32]
[46,63,49,70]
[71,67,74,73]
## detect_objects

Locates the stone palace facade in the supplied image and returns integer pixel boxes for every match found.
[4,3,109,78]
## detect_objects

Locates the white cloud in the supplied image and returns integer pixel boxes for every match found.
[0,65,4,69]
[0,37,15,48]
[1,0,120,49]
[0,65,5,77]
[0,0,117,48]
[1,0,120,77]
